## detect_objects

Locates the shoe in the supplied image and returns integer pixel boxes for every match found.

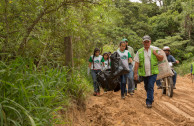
[130,91,134,95]
[173,86,176,89]
[104,91,107,94]
[96,92,100,96]
[93,92,97,96]
[157,86,162,89]
[121,95,125,99]
[147,104,152,108]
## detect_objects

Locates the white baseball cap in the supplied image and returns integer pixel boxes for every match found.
[163,46,170,51]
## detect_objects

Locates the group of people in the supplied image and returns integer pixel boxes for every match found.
[88,35,179,108]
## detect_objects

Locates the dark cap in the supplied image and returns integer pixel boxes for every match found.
[142,35,151,42]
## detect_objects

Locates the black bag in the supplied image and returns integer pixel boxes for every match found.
[113,77,120,92]
[106,75,120,91]
[96,51,130,91]
[96,70,107,89]
[110,51,130,78]
[97,69,121,91]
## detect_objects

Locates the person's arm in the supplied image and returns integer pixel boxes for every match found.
[102,62,105,67]
[101,57,105,67]
[129,58,133,63]
[133,52,139,80]
[89,62,92,69]
[88,56,93,69]
[134,61,139,80]
[131,48,135,59]
[153,50,163,61]
[128,52,133,63]
[176,60,179,64]
[170,55,179,64]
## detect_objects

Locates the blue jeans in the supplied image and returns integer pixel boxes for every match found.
[126,64,134,92]
[172,70,177,86]
[156,79,161,86]
[156,70,177,87]
[91,70,101,93]
[143,74,157,105]
[120,74,128,96]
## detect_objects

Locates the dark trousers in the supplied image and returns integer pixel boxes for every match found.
[120,74,128,96]
[143,74,157,105]
[91,70,101,93]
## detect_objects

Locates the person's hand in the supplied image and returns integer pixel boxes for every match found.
[153,50,157,56]
[134,73,138,80]
[176,60,179,64]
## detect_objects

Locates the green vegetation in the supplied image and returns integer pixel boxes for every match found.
[0,0,193,125]
[175,57,194,75]
[0,57,92,125]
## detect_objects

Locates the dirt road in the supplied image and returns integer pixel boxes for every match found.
[71,75,194,126]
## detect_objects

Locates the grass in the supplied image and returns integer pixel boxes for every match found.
[175,57,194,76]
[0,57,92,126]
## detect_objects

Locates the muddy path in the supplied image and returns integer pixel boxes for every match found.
[71,75,194,126]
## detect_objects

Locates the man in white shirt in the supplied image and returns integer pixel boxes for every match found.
[134,35,163,108]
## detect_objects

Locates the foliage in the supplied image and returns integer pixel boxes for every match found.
[153,35,193,61]
[175,57,194,75]
[0,57,92,125]
[149,10,181,41]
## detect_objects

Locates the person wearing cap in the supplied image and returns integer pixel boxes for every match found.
[134,35,164,108]
[156,46,179,89]
[122,38,135,59]
[122,38,135,95]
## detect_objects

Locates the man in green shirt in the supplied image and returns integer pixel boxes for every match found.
[134,35,163,108]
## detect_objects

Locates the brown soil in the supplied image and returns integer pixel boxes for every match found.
[61,75,194,126]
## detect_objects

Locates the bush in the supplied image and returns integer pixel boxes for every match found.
[175,57,194,75]
[0,57,92,125]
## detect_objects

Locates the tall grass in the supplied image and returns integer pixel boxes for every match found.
[0,57,92,126]
[175,57,194,76]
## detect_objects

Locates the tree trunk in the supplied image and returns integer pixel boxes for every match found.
[64,36,74,68]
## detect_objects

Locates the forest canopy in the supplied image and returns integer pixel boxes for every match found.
[0,0,193,66]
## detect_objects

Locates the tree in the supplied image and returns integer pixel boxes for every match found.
[153,35,193,61]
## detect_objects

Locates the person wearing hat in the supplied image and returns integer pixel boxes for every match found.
[122,38,135,59]
[122,38,135,95]
[156,46,179,89]
[134,35,164,108]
